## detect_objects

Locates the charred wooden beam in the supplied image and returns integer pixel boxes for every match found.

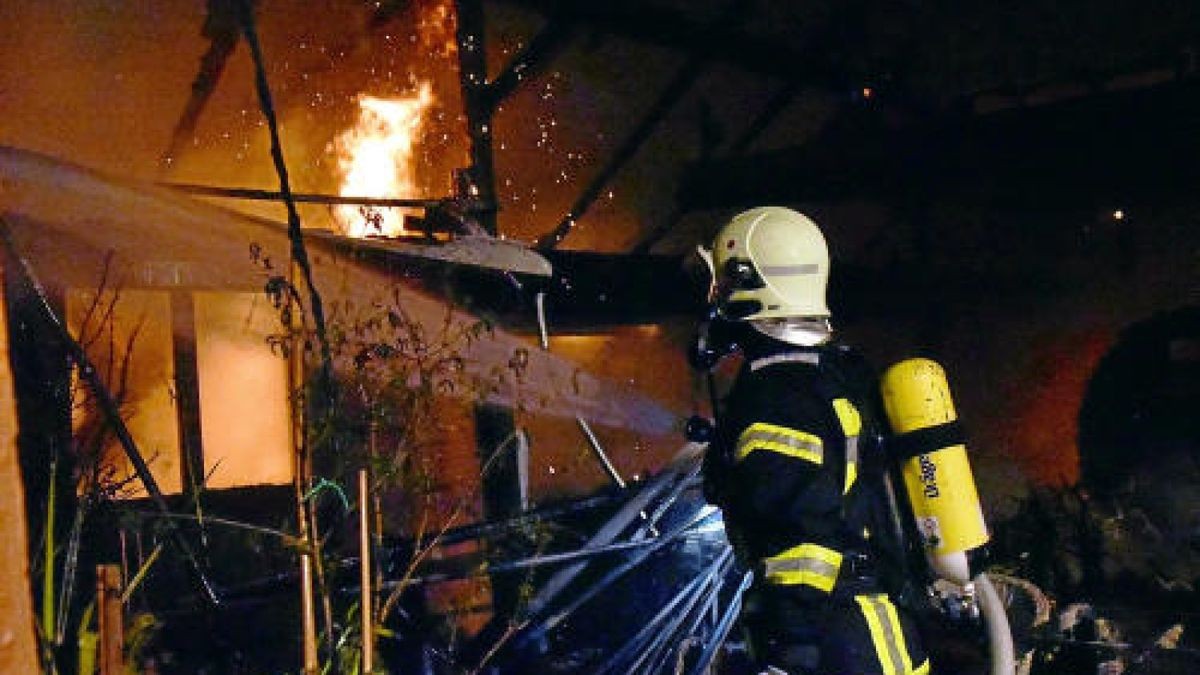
[534,53,710,249]
[534,1,753,250]
[161,0,250,169]
[631,81,800,253]
[486,19,576,112]
[170,291,205,498]
[454,5,529,611]
[456,0,500,235]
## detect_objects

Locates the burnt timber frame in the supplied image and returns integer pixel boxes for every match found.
[513,0,866,250]
[446,0,834,579]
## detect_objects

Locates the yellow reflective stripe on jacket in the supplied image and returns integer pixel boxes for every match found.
[855,594,922,675]
[735,422,823,465]
[842,436,859,494]
[832,398,861,494]
[832,398,861,436]
[761,543,842,592]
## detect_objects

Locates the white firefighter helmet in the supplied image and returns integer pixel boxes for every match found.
[710,206,831,323]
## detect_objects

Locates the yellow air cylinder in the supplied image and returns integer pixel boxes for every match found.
[880,358,989,584]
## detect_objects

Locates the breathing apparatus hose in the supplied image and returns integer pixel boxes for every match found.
[976,572,1016,675]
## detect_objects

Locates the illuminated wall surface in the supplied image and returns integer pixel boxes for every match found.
[194,292,291,488]
[67,289,294,496]
[68,289,183,497]
[0,261,40,673]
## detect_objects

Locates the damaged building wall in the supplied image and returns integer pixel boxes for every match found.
[0,258,40,673]
[0,145,686,503]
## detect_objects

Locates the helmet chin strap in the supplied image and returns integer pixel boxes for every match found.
[750,317,833,347]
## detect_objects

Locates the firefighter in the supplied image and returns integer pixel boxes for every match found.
[695,206,930,674]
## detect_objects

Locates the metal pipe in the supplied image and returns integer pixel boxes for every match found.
[515,428,530,511]
[576,416,662,534]
[634,461,702,538]
[576,417,625,488]
[520,465,681,622]
[537,506,713,633]
[382,537,663,589]
[387,490,623,551]
[535,291,549,350]
[600,546,733,674]
[645,549,732,675]
[160,182,442,208]
[687,571,754,675]
[634,572,720,675]
[376,498,717,594]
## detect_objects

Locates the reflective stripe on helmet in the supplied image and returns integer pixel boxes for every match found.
[758,263,820,276]
[735,422,823,465]
[761,542,843,591]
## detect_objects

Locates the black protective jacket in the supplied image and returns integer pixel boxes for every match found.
[705,335,896,580]
[703,334,930,673]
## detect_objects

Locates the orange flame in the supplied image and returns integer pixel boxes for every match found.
[333,83,434,237]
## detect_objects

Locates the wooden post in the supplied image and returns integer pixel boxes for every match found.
[300,554,318,674]
[474,403,519,618]
[0,258,39,674]
[96,565,124,675]
[358,469,374,673]
[287,251,319,673]
[368,424,384,619]
[170,290,205,496]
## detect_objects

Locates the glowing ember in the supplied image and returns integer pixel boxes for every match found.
[333,83,434,237]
